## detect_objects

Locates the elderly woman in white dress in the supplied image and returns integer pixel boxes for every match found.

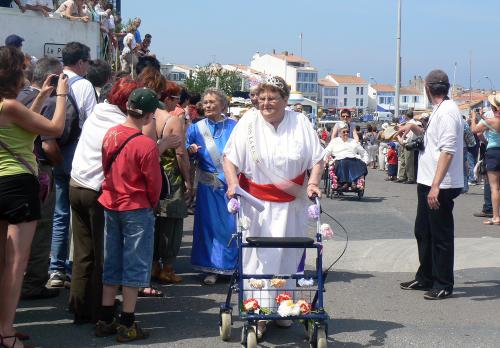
[223,76,324,339]
[324,121,369,189]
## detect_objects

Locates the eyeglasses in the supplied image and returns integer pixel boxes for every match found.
[168,96,180,100]
[341,115,351,119]
[258,96,282,104]
[341,130,349,134]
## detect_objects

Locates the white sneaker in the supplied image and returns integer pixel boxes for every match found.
[47,271,65,288]
[203,274,218,285]
[257,320,267,340]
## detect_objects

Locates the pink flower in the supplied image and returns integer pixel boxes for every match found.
[275,292,292,305]
[227,198,240,214]
[308,204,320,220]
[296,300,311,314]
[243,298,260,312]
[320,223,334,240]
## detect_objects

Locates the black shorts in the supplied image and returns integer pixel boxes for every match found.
[485,147,500,172]
[0,174,41,224]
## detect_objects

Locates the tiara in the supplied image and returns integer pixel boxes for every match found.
[264,76,285,90]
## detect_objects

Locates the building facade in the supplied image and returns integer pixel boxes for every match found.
[250,51,319,101]
[320,74,368,114]
[368,84,395,112]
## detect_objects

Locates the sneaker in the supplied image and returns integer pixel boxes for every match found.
[95,319,118,337]
[116,322,149,343]
[400,279,431,291]
[275,319,293,328]
[47,271,65,288]
[203,274,218,285]
[423,289,452,300]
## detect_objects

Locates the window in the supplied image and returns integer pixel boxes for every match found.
[356,87,360,95]
[360,98,364,106]
[344,86,348,95]
[413,96,419,103]
[355,98,359,106]
[360,87,364,95]
[402,96,408,103]
[379,97,385,104]
[344,98,348,106]
[333,87,338,96]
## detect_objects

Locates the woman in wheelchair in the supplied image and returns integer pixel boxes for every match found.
[324,122,369,190]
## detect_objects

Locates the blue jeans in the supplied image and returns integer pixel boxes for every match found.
[102,208,155,288]
[49,143,77,274]
[483,180,493,213]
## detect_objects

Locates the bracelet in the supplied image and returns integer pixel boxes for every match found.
[56,94,68,97]
[307,183,319,186]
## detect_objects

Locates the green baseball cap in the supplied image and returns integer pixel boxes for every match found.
[127,87,165,115]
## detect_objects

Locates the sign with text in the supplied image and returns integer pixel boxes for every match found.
[44,43,65,59]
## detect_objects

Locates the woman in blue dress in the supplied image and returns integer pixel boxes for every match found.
[187,88,237,285]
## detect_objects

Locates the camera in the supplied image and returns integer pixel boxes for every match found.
[405,136,424,151]
[49,75,59,87]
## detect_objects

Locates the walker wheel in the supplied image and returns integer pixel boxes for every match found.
[219,311,232,341]
[241,326,257,348]
[357,189,364,200]
[316,327,327,348]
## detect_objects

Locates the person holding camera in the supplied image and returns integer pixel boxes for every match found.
[398,70,463,300]
[396,110,421,184]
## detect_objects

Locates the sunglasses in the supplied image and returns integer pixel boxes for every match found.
[341,130,349,134]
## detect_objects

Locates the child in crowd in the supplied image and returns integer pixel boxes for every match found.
[385,142,398,181]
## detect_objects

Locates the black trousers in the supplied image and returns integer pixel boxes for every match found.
[68,185,104,323]
[414,184,461,291]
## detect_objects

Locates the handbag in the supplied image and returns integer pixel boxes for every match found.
[0,138,51,203]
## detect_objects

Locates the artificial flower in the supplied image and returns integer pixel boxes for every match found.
[275,292,292,304]
[320,223,334,240]
[308,204,320,220]
[296,299,311,314]
[249,278,265,289]
[243,298,260,312]
[277,300,301,317]
[240,216,250,231]
[227,198,240,214]
[297,278,314,287]
[270,278,286,288]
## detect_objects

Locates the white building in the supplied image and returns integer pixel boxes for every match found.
[400,87,427,111]
[250,51,319,101]
[320,74,368,114]
[160,64,195,84]
[318,78,339,110]
[368,84,395,112]
[222,64,266,91]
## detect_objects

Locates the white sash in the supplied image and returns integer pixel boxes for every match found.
[248,113,306,199]
[198,118,223,173]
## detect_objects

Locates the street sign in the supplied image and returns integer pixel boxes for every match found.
[44,43,65,59]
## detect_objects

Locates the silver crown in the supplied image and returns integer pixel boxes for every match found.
[264,76,285,90]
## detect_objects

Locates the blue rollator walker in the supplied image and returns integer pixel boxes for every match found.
[219,196,329,348]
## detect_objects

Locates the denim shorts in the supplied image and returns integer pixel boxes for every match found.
[102,208,155,288]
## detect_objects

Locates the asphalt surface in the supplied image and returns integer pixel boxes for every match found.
[16,169,500,347]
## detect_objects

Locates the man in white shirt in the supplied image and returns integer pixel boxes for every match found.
[398,69,463,300]
[49,42,97,287]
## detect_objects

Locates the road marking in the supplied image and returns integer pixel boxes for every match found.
[321,238,500,272]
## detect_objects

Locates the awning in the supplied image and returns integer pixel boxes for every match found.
[377,105,389,112]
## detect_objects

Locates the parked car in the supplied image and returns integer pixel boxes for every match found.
[374,111,394,122]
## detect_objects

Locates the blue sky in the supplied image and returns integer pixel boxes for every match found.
[122,0,500,89]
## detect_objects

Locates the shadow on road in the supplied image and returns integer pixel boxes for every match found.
[329,318,405,347]
[331,196,387,203]
[454,280,500,301]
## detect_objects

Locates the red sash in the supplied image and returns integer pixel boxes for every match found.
[238,172,306,203]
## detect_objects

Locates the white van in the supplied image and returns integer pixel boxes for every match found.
[374,111,394,122]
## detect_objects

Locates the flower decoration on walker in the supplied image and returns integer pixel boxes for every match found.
[227,197,240,214]
[320,223,334,240]
[297,277,314,288]
[242,298,260,313]
[308,204,320,220]
[270,278,287,288]
[248,278,265,289]
[356,177,365,189]
[275,292,292,304]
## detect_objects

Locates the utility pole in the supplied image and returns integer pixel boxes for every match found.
[299,33,303,58]
[469,51,472,104]
[394,0,402,119]
[452,62,457,100]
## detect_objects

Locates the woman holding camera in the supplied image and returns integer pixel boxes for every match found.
[0,46,68,348]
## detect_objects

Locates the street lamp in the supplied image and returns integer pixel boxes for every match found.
[476,76,495,94]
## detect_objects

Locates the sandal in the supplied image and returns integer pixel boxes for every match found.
[483,219,500,225]
[14,333,29,341]
[0,334,34,348]
[138,286,164,298]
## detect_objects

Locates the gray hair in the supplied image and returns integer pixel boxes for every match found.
[33,57,62,86]
[203,87,228,109]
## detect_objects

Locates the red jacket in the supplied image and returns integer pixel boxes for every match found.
[387,148,398,165]
[98,124,161,211]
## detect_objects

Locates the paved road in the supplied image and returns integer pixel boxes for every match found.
[17,169,500,347]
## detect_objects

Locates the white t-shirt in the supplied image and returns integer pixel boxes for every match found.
[405,118,422,143]
[417,99,464,189]
[23,0,53,9]
[122,33,136,50]
[324,137,369,163]
[71,102,127,191]
[64,69,97,127]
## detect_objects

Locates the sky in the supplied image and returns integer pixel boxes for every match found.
[122,0,500,89]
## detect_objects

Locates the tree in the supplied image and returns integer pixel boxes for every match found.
[185,64,243,96]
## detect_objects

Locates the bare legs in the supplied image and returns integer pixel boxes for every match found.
[0,220,37,347]
[487,171,500,223]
